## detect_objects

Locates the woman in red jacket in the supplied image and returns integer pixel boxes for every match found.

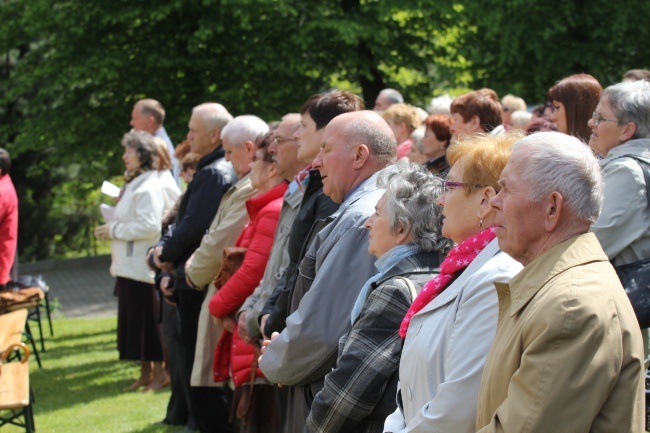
[209,132,287,432]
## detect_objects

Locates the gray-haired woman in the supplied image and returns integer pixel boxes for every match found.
[588,80,650,363]
[305,164,452,433]
[94,131,168,391]
[588,80,650,268]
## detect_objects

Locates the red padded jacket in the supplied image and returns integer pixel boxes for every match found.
[210,180,287,386]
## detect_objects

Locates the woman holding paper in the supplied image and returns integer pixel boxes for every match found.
[94,131,168,391]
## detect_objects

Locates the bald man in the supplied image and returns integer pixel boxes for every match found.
[259,110,398,432]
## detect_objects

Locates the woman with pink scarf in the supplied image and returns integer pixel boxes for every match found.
[384,133,524,433]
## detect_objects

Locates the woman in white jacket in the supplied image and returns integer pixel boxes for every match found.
[384,133,523,433]
[95,131,167,391]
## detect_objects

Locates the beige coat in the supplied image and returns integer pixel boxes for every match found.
[476,233,645,433]
[186,173,257,387]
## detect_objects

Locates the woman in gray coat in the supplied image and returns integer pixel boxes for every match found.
[588,80,650,362]
[305,164,452,433]
[588,80,650,266]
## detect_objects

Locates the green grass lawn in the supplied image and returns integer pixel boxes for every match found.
[3,317,186,433]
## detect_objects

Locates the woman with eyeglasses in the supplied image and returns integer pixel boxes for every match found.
[589,80,650,316]
[384,133,523,433]
[547,73,602,142]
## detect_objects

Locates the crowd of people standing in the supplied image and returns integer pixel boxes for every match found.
[93,68,650,433]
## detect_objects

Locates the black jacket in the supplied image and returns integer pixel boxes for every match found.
[158,146,235,290]
[262,170,339,335]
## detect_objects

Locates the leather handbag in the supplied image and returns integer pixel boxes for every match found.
[613,156,650,328]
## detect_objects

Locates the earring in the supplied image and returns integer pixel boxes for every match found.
[479,218,483,228]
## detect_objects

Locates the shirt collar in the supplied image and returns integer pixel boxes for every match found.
[504,233,609,316]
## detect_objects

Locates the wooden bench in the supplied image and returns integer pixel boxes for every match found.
[0,309,28,356]
[0,306,42,368]
[0,342,35,432]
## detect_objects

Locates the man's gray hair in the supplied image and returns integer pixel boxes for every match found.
[341,119,397,166]
[602,80,650,139]
[221,115,269,146]
[193,103,233,133]
[380,88,404,105]
[512,132,603,224]
[377,163,453,253]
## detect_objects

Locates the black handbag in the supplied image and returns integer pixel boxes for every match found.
[613,156,650,328]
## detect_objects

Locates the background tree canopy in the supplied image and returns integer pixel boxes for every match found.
[1,0,648,262]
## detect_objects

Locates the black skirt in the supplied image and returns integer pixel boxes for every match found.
[115,276,164,361]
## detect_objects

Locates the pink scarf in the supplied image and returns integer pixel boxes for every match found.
[399,226,497,338]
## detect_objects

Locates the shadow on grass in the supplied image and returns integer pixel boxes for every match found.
[30,358,147,414]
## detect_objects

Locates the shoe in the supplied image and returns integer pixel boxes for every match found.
[143,374,171,392]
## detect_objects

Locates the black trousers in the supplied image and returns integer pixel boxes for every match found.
[177,288,234,433]
[161,300,194,427]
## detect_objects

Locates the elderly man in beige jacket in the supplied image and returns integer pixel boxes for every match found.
[477,131,645,433]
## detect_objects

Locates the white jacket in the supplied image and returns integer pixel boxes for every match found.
[158,170,181,215]
[384,239,522,433]
[109,170,164,283]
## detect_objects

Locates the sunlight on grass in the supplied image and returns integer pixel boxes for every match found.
[3,317,183,433]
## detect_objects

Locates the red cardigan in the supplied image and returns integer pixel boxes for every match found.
[210,180,287,387]
[0,175,18,284]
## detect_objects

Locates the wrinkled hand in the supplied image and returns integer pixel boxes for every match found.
[259,332,281,385]
[222,315,237,333]
[160,276,176,306]
[260,314,270,340]
[238,311,251,342]
[259,332,279,359]
[94,224,111,241]
[153,246,174,273]
[184,254,197,288]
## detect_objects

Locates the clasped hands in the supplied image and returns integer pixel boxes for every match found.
[94,224,111,241]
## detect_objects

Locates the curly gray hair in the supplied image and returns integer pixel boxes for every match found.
[377,163,453,254]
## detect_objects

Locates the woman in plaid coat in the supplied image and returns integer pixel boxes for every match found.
[305,164,452,433]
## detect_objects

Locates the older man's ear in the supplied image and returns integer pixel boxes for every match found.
[544,191,564,232]
[351,144,370,169]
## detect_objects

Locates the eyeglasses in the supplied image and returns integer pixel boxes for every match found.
[442,180,468,194]
[441,180,487,194]
[273,136,298,145]
[591,111,619,126]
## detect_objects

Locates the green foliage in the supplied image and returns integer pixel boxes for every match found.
[458,0,650,102]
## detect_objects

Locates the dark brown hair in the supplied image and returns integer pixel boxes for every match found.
[547,73,602,142]
[300,90,364,130]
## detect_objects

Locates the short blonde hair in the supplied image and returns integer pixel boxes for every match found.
[501,94,527,112]
[446,131,524,196]
[382,103,421,133]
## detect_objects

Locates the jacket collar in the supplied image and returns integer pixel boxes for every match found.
[505,232,609,316]
[125,170,157,191]
[197,145,225,170]
[245,181,288,220]
[374,251,444,286]
[415,238,502,317]
[601,138,650,166]
[284,183,304,209]
[336,166,394,216]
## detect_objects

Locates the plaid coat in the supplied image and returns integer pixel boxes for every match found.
[305,252,442,433]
